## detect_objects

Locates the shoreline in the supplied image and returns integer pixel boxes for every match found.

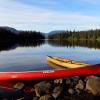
[0,75,99,100]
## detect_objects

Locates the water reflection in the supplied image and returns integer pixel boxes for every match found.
[0,39,45,51]
[0,39,100,52]
[0,40,100,71]
[48,39,100,49]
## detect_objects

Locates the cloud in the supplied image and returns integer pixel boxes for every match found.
[0,0,100,32]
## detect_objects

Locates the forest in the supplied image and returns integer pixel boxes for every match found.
[0,27,100,50]
[48,29,100,41]
[48,30,100,49]
[0,27,45,43]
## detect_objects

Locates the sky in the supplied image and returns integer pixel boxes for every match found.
[0,0,100,32]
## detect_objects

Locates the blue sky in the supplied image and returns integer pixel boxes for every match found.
[0,0,100,32]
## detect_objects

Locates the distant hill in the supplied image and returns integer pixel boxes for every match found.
[49,30,67,34]
[0,26,19,34]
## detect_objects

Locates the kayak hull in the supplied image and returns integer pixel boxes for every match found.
[0,64,100,80]
[47,56,90,68]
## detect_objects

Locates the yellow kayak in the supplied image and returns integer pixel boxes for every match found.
[47,56,90,68]
[47,60,66,69]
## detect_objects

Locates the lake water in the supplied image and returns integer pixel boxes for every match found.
[0,40,100,72]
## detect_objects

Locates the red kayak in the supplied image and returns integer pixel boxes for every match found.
[0,64,100,80]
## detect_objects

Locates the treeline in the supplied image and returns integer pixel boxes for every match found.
[18,31,45,40]
[0,28,45,43]
[48,30,100,41]
[18,31,45,45]
[0,27,45,51]
[0,28,17,42]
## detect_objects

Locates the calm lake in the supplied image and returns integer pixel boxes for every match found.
[0,40,100,72]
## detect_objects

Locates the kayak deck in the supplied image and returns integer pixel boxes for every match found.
[47,56,90,68]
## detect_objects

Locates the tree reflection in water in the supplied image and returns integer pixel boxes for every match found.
[48,39,100,49]
[0,39,45,52]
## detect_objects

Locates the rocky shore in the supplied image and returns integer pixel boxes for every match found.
[0,75,100,100]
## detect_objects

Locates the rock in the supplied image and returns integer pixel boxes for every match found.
[34,81,52,97]
[54,78,63,84]
[16,97,24,100]
[75,80,84,90]
[33,97,39,100]
[68,88,75,94]
[73,76,80,84]
[76,89,81,94]
[52,86,62,99]
[53,86,62,93]
[66,79,71,85]
[39,94,53,100]
[86,76,100,95]
[13,82,25,90]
